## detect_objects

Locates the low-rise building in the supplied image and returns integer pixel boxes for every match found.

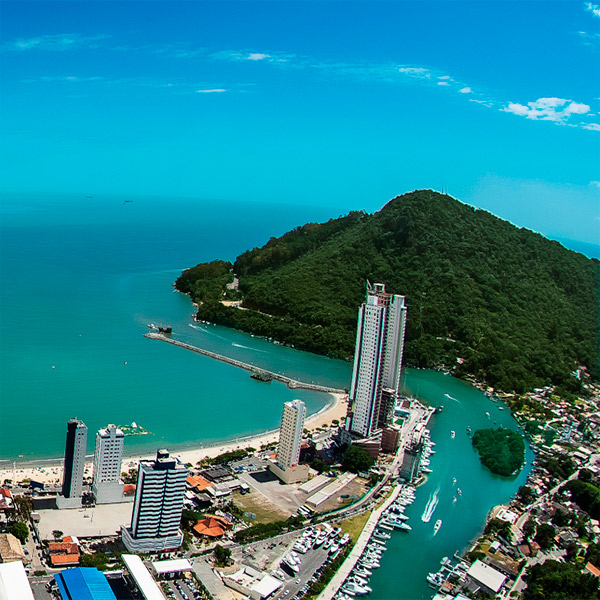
[121,553,166,600]
[223,565,283,600]
[466,560,507,596]
[54,567,117,600]
[0,561,35,600]
[0,533,27,564]
[48,541,80,567]
[193,515,232,539]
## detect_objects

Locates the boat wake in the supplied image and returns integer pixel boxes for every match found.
[188,323,230,341]
[444,393,458,402]
[421,487,440,523]
[232,342,266,353]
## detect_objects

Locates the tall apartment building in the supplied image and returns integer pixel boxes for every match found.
[92,424,125,504]
[269,399,309,484]
[121,449,187,553]
[277,399,306,470]
[347,282,407,438]
[57,419,88,509]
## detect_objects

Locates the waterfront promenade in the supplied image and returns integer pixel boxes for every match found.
[144,332,346,394]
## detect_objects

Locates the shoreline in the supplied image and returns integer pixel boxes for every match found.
[0,392,348,486]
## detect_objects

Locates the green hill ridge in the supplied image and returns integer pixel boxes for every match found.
[175,190,599,394]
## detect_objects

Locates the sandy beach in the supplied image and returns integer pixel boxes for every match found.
[0,392,348,487]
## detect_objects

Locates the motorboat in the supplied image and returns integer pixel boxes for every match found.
[343,581,370,596]
[427,572,444,588]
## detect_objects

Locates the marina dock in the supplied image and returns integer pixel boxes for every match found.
[144,332,345,394]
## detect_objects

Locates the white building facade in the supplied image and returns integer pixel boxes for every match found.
[57,419,88,509]
[276,399,306,470]
[92,424,126,504]
[121,449,187,553]
[348,283,407,438]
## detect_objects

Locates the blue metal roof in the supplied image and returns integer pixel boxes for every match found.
[55,567,117,600]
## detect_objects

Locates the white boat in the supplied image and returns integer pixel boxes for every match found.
[433,520,442,535]
[451,430,455,439]
[343,581,369,596]
[374,530,391,540]
[397,522,412,531]
[355,566,372,577]
[391,512,409,521]
[421,467,432,473]
[281,558,299,573]
[349,577,372,592]
[427,572,444,587]
[359,560,380,569]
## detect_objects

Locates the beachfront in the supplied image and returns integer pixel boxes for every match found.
[0,392,348,486]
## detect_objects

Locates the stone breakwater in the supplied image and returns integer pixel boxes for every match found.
[144,332,346,394]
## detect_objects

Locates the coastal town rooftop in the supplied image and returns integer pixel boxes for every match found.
[151,558,193,576]
[467,560,507,594]
[121,554,165,600]
[0,560,35,600]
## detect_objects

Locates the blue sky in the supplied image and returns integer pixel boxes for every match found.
[1,1,599,247]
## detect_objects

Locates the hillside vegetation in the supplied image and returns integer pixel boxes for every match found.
[175,190,599,394]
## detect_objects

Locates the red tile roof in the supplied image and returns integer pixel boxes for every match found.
[187,475,215,492]
[193,515,232,538]
[586,562,600,578]
[50,553,80,566]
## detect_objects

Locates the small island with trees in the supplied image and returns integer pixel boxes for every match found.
[472,427,525,476]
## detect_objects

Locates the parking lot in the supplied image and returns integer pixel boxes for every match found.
[164,576,205,600]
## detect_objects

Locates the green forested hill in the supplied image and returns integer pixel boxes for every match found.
[176,190,599,394]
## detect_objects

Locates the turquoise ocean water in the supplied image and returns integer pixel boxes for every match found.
[0,195,532,599]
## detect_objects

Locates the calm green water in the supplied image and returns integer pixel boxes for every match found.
[371,370,534,600]
[0,195,532,600]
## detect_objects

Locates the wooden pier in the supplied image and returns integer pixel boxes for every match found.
[144,332,346,395]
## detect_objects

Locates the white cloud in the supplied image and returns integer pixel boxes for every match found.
[590,181,600,187]
[585,2,600,18]
[398,67,431,78]
[212,49,294,64]
[437,81,449,86]
[502,97,590,122]
[6,33,109,51]
[459,87,472,94]
[247,53,270,61]
[26,75,103,83]
[195,88,226,93]
[583,122,600,130]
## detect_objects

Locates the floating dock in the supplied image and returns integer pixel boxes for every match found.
[144,332,345,394]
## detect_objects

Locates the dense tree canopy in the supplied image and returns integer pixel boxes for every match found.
[177,190,599,394]
[7,521,28,544]
[563,480,600,519]
[524,560,599,600]
[472,427,525,476]
[342,445,374,473]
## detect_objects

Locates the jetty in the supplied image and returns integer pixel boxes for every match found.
[144,332,345,394]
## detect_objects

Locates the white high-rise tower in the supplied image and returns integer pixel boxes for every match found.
[277,399,306,470]
[121,449,188,553]
[57,419,88,509]
[92,424,125,504]
[347,283,407,438]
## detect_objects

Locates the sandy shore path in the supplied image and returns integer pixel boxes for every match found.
[0,392,348,486]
